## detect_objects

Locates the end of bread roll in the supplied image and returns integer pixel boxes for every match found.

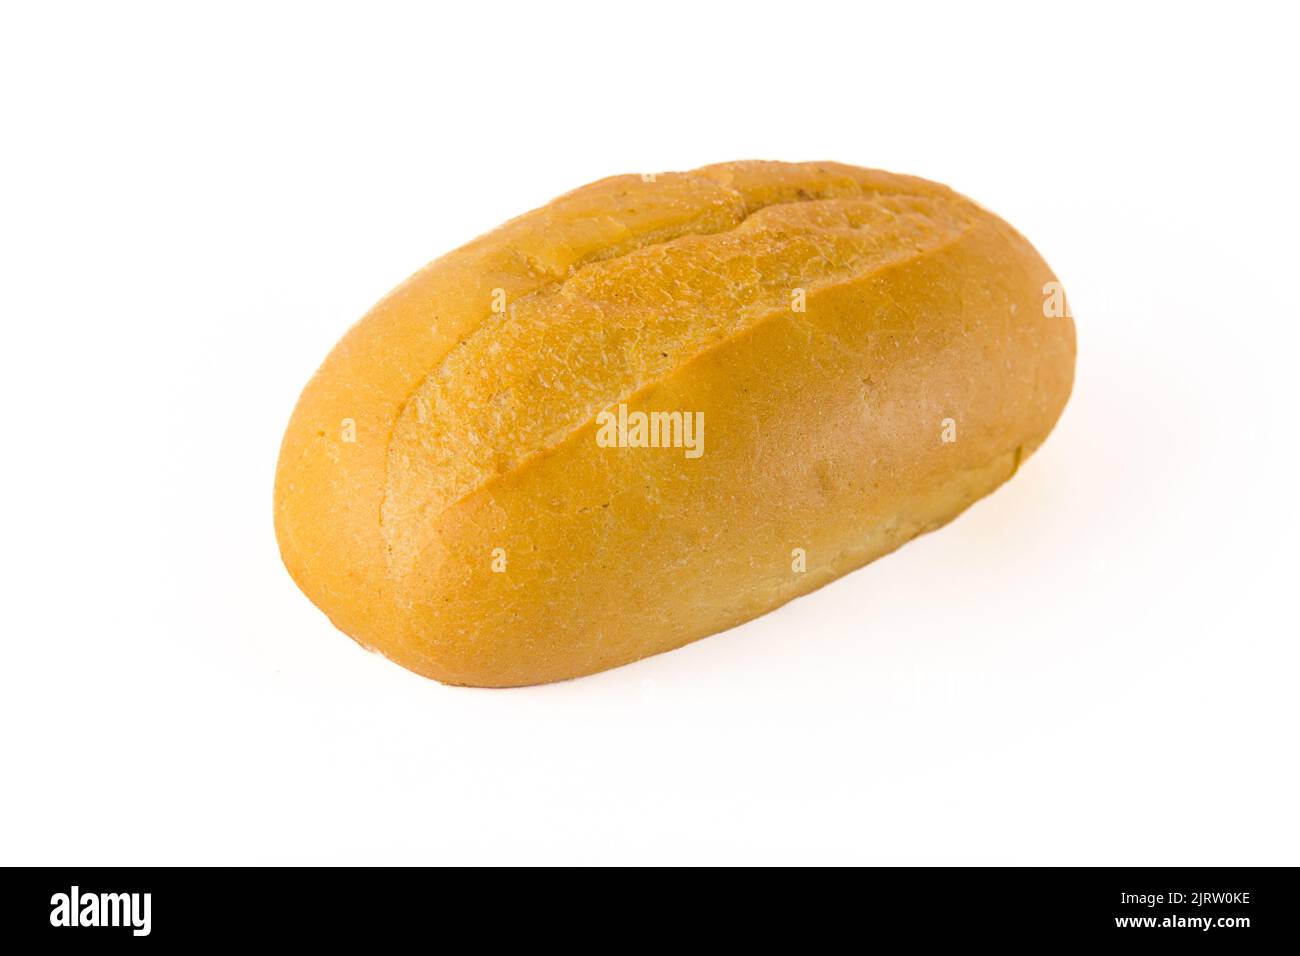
[274,161,1075,686]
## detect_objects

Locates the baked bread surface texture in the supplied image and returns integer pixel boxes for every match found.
[274,161,1076,686]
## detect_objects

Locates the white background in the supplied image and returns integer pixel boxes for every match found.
[3,2,1297,865]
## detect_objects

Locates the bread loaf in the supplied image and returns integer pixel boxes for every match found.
[274,161,1076,686]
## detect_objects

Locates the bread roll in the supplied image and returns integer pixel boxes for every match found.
[274,161,1075,687]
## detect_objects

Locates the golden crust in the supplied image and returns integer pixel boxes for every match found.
[274,161,1076,686]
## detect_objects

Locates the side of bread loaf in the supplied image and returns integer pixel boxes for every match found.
[274,161,1075,686]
